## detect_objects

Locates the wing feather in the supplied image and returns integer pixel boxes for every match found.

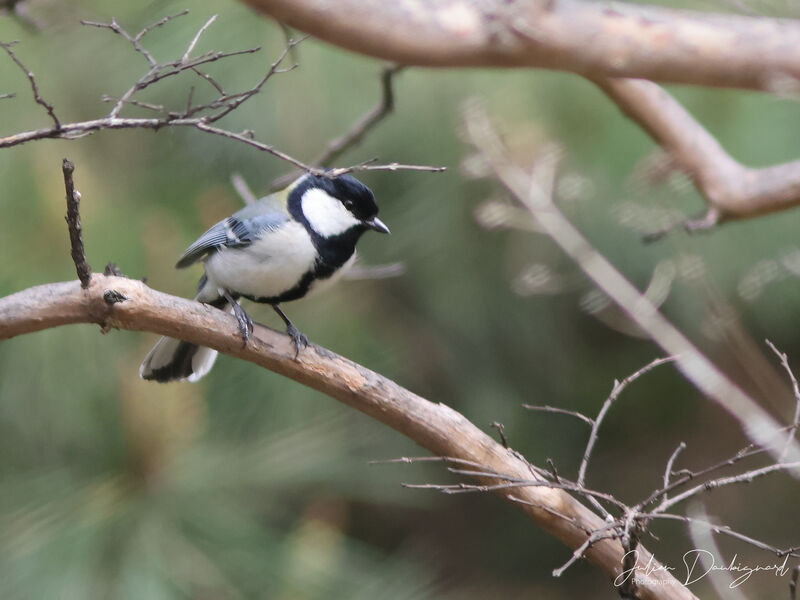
[175,196,290,268]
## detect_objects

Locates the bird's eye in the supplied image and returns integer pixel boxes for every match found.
[343,199,354,209]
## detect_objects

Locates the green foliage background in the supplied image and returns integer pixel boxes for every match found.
[1,1,799,598]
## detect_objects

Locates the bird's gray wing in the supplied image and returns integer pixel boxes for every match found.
[175,200,290,268]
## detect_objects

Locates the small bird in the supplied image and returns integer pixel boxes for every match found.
[139,173,389,383]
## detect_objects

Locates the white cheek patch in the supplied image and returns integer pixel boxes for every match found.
[301,188,360,237]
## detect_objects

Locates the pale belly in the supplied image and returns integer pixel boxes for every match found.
[201,221,356,302]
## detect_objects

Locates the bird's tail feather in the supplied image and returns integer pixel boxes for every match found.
[139,296,228,383]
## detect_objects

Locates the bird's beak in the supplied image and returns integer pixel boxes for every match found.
[364,216,390,234]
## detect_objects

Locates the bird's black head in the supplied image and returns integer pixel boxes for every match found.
[288,173,390,237]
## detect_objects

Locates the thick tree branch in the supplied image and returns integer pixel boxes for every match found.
[596,77,800,223]
[0,274,694,600]
[242,0,800,91]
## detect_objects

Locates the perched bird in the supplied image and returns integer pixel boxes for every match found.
[139,173,389,383]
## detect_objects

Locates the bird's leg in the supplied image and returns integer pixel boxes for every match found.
[222,289,253,346]
[271,304,308,358]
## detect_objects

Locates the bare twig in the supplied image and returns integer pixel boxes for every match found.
[182,14,217,62]
[412,468,629,511]
[649,512,800,559]
[62,159,91,288]
[578,356,678,487]
[82,11,189,68]
[0,14,442,179]
[545,458,560,483]
[638,440,773,510]
[662,441,687,502]
[490,421,508,448]
[0,41,59,128]
[655,460,800,514]
[319,65,402,164]
[522,404,594,426]
[766,339,800,460]
[368,455,496,471]
[552,526,619,578]
[269,64,407,191]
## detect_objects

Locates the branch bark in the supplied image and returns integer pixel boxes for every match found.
[595,77,800,221]
[242,0,800,91]
[0,274,695,600]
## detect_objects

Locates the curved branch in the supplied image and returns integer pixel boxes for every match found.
[595,77,800,221]
[242,0,800,91]
[0,274,695,600]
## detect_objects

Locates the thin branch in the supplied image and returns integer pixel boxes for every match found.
[414,468,630,511]
[765,339,800,460]
[191,67,225,95]
[0,20,442,178]
[637,440,772,510]
[312,65,403,167]
[654,460,800,514]
[649,512,800,559]
[552,527,619,578]
[0,275,694,600]
[135,10,189,42]
[578,356,678,487]
[462,101,800,472]
[62,159,91,288]
[522,404,594,426]
[182,14,217,63]
[0,40,60,128]
[368,456,497,471]
[82,10,190,68]
[270,65,408,191]
[662,441,686,502]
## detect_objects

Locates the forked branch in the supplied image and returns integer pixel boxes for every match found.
[0,12,442,178]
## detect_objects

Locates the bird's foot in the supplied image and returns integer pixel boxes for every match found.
[232,302,254,346]
[285,323,308,359]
